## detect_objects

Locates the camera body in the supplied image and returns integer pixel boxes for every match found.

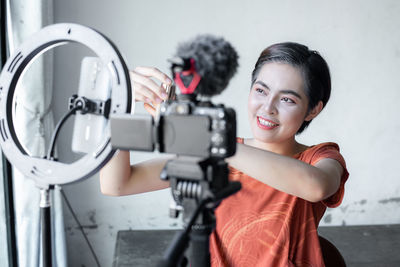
[110,95,236,159]
[158,96,236,158]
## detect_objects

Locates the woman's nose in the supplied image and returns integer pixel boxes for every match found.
[263,98,277,115]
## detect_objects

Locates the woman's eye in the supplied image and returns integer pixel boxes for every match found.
[282,97,295,103]
[255,88,265,94]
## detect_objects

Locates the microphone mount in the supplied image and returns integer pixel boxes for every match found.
[171,58,201,95]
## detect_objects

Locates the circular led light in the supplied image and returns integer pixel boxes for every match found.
[0,23,132,187]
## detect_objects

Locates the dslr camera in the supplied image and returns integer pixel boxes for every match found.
[110,34,238,160]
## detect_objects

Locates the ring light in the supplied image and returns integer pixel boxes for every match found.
[0,23,132,187]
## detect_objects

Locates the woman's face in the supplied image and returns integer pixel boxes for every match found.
[248,62,311,144]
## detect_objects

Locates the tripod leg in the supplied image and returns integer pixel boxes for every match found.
[190,225,212,267]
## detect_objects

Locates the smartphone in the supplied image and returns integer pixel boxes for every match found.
[71,57,111,154]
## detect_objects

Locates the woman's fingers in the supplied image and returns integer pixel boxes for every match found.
[130,71,165,102]
[134,66,172,86]
[134,83,164,104]
[143,103,157,117]
[131,67,172,102]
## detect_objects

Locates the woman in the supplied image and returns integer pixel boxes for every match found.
[100,42,349,266]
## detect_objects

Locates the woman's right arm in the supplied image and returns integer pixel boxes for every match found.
[99,66,173,196]
[99,150,172,196]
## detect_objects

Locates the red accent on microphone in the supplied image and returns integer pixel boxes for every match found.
[174,58,201,94]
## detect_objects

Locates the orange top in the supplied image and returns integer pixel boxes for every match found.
[210,139,349,267]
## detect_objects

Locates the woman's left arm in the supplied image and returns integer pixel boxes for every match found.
[226,143,343,202]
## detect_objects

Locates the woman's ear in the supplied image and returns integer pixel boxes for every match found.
[305,101,323,121]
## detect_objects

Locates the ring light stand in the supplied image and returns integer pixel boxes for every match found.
[0,23,132,267]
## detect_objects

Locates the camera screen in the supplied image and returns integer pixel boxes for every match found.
[160,115,211,157]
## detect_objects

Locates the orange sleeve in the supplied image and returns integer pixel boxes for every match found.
[309,143,349,208]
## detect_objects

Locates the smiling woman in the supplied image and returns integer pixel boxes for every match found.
[210,42,348,266]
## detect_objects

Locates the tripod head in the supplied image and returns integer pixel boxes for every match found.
[161,157,230,220]
[159,156,241,267]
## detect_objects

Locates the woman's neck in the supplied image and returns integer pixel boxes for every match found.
[244,137,307,157]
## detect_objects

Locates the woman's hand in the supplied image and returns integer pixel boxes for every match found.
[130,66,173,116]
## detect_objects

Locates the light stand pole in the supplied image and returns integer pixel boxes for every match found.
[40,187,52,267]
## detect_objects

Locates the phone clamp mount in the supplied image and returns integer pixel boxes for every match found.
[68,94,111,118]
[0,23,132,267]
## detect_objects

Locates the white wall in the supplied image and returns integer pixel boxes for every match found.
[52,0,400,266]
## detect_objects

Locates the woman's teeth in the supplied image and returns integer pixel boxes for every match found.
[258,117,278,127]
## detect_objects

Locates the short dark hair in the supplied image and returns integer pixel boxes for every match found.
[251,42,331,134]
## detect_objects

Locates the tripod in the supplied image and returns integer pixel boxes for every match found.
[158,157,241,267]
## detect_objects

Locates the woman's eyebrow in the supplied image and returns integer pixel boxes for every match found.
[255,81,270,89]
[280,89,302,99]
[255,81,302,99]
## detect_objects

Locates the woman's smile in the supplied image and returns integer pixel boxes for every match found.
[257,116,279,130]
